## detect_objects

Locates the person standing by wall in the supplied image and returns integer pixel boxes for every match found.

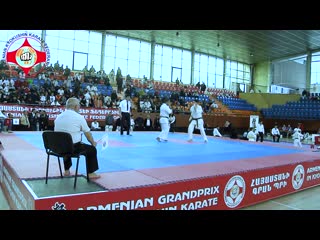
[118,95,132,136]
[187,99,208,143]
[0,110,7,133]
[20,110,30,131]
[256,120,265,142]
[156,97,172,142]
[28,109,38,131]
[5,113,13,133]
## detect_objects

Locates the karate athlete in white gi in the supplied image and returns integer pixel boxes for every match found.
[187,99,208,143]
[156,97,172,142]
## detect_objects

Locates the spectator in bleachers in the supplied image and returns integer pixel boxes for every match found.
[208,100,218,113]
[51,99,61,106]
[124,84,133,97]
[116,67,123,94]
[63,65,71,78]
[83,89,91,107]
[52,78,59,88]
[110,89,118,103]
[301,89,308,99]
[48,92,55,105]
[200,82,206,92]
[93,94,103,108]
[104,95,112,108]
[14,77,23,89]
[39,92,47,105]
[108,69,115,83]
[141,98,152,113]
[57,87,64,96]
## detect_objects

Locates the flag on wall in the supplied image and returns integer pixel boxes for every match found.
[249,115,259,128]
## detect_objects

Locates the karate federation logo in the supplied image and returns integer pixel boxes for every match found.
[2,32,50,76]
[52,202,67,210]
[292,164,304,190]
[224,175,245,208]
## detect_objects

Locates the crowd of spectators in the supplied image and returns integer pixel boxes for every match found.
[0,62,246,133]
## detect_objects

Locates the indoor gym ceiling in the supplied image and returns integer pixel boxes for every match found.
[103,30,320,65]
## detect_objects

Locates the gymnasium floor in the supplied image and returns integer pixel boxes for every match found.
[0,130,319,210]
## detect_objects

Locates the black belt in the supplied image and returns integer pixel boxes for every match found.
[160,116,168,118]
[190,117,202,128]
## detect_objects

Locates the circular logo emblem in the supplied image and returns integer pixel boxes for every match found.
[292,164,304,190]
[16,46,37,68]
[224,175,245,208]
[3,32,50,77]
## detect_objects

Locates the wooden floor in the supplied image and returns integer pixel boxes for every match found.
[1,133,319,210]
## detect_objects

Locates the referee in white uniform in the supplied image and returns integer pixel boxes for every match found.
[119,94,132,136]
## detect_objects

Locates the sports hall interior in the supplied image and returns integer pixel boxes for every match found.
[1,30,320,210]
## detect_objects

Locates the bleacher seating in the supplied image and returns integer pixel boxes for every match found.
[261,98,320,120]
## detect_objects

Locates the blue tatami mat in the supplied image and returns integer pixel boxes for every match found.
[15,131,305,175]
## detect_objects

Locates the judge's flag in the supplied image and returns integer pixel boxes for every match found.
[99,134,109,151]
